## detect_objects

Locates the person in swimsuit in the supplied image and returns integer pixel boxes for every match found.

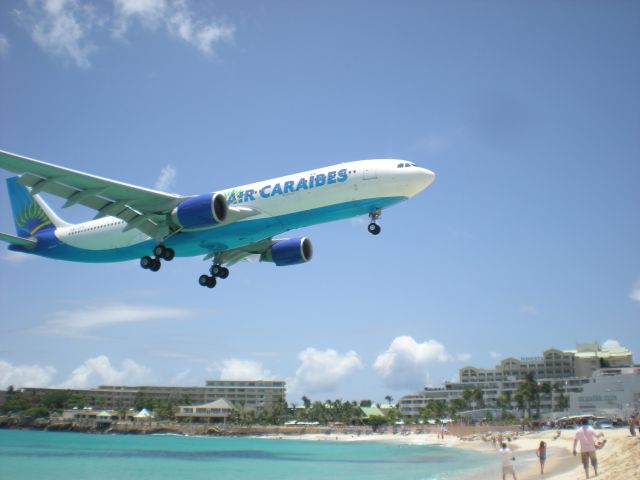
[536,440,547,475]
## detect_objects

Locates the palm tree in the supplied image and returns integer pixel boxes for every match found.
[496,391,512,411]
[462,388,474,408]
[553,382,568,411]
[514,392,526,417]
[471,388,485,409]
[539,382,552,412]
[385,395,394,405]
[517,372,539,418]
[448,398,467,418]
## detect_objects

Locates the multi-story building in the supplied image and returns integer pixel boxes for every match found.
[14,380,286,413]
[568,367,640,416]
[399,343,634,419]
[458,343,631,384]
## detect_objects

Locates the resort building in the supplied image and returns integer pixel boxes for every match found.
[399,343,635,419]
[175,399,235,423]
[459,343,632,384]
[567,367,640,417]
[13,380,286,413]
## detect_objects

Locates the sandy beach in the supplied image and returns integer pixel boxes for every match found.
[272,427,639,479]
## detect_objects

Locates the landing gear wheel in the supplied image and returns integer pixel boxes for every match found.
[367,209,382,235]
[163,248,175,261]
[140,256,153,269]
[210,264,223,277]
[218,267,229,279]
[153,244,166,258]
[199,275,216,288]
[149,258,161,271]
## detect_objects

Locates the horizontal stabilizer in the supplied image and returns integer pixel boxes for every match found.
[0,232,37,248]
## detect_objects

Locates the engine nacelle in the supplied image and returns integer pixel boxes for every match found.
[261,237,313,266]
[170,193,228,229]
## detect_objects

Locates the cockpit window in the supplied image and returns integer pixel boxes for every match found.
[397,163,404,168]
[404,163,411,167]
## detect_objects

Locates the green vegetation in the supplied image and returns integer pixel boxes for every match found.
[1,388,87,417]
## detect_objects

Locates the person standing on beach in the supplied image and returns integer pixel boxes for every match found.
[499,442,517,480]
[536,441,547,475]
[573,418,605,479]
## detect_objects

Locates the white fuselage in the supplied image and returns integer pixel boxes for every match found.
[52,159,434,257]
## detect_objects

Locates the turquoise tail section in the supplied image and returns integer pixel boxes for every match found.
[6,177,56,238]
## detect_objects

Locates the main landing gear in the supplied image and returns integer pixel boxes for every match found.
[368,209,382,235]
[198,263,230,289]
[140,244,175,272]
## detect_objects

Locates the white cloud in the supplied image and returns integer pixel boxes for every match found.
[373,336,451,389]
[15,0,102,68]
[630,279,640,302]
[0,359,56,389]
[456,353,472,363]
[31,301,194,337]
[154,164,177,191]
[602,339,621,350]
[289,348,362,395]
[113,0,166,34]
[0,33,9,57]
[15,0,233,68]
[489,351,502,360]
[114,0,234,55]
[56,355,153,388]
[213,359,276,381]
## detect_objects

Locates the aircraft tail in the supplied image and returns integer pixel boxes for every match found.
[6,176,70,238]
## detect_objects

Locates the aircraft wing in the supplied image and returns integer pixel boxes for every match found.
[0,232,37,248]
[0,150,186,240]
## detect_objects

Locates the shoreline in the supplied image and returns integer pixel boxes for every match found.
[261,427,638,480]
[2,420,637,479]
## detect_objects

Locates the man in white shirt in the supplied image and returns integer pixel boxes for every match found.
[573,417,605,479]
[499,442,517,480]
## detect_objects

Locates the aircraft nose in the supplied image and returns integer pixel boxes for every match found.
[420,167,436,188]
[409,167,435,194]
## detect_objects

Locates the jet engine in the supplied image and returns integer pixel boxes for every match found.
[170,193,228,229]
[261,237,313,266]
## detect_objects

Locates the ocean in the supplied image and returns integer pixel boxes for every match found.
[0,429,497,480]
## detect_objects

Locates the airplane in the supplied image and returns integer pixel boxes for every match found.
[0,150,435,289]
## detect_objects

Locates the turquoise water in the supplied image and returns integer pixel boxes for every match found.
[0,429,495,480]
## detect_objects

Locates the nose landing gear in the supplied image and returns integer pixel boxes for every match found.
[368,209,382,235]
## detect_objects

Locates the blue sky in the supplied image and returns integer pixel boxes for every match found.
[0,0,638,404]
